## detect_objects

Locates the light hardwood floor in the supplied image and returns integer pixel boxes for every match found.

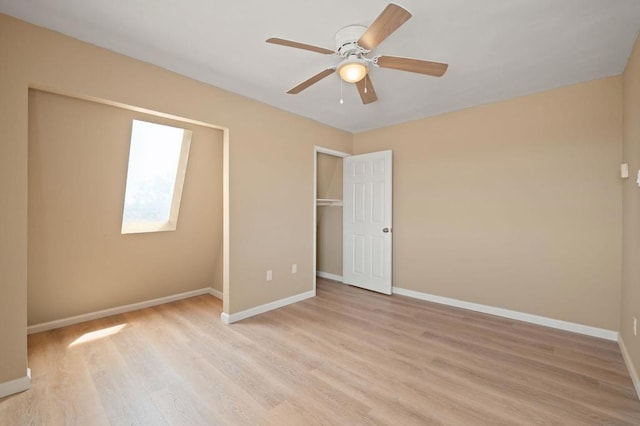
[2,278,640,425]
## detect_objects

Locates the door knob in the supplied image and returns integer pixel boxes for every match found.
[383,228,390,233]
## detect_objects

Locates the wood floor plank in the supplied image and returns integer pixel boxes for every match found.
[275,301,568,424]
[1,278,639,425]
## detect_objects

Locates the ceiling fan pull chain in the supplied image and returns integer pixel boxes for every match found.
[340,79,344,104]
[364,77,368,94]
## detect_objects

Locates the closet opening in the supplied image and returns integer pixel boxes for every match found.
[313,146,350,292]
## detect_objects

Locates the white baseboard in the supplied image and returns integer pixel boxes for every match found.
[392,287,618,341]
[619,336,640,400]
[27,287,216,334]
[221,290,315,324]
[0,368,31,399]
[209,288,223,300]
[316,271,343,282]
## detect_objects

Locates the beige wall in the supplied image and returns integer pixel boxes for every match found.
[354,77,623,331]
[317,153,343,200]
[0,14,352,384]
[622,34,640,382]
[317,153,343,276]
[28,90,223,325]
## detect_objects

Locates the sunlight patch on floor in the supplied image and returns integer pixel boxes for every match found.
[69,324,127,347]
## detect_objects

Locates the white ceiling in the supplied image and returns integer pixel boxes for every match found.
[2,0,640,133]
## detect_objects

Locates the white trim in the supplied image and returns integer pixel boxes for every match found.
[222,127,230,317]
[209,288,223,300]
[315,146,351,158]
[0,368,31,399]
[220,290,315,324]
[313,148,317,294]
[392,287,618,341]
[27,288,214,334]
[619,336,640,400]
[316,271,343,282]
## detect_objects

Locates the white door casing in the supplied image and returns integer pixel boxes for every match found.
[343,150,392,294]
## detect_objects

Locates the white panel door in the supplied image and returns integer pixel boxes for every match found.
[343,150,392,294]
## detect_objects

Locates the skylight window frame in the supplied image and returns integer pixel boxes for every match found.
[121,120,193,235]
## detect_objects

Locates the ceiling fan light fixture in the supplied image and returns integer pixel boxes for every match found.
[337,57,368,83]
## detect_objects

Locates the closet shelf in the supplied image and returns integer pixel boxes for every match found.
[316,198,343,207]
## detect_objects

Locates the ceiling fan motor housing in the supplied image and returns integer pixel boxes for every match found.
[335,24,368,56]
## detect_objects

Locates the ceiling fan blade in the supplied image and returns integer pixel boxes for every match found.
[287,68,336,94]
[358,4,412,51]
[266,38,334,55]
[377,55,448,77]
[355,75,378,104]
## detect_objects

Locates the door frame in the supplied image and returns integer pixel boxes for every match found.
[313,146,350,293]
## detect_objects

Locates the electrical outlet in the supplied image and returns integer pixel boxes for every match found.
[621,163,630,178]
[266,270,272,281]
[634,317,637,337]
[292,264,297,274]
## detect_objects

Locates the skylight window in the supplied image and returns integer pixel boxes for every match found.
[121,120,192,234]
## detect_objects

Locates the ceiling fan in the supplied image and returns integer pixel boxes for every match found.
[266,3,448,105]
